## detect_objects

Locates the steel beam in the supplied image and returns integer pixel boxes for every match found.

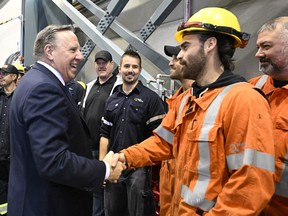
[52,0,158,88]
[78,0,129,70]
[97,0,129,34]
[78,0,171,75]
[138,0,182,41]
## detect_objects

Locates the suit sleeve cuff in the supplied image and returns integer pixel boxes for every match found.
[103,161,110,180]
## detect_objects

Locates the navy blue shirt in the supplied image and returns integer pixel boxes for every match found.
[100,81,165,153]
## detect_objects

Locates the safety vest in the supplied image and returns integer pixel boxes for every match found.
[0,202,7,215]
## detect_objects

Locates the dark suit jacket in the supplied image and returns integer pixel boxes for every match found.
[8,63,106,216]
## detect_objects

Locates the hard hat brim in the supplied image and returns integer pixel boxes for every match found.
[174,27,245,48]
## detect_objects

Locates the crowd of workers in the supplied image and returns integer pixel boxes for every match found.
[0,5,287,216]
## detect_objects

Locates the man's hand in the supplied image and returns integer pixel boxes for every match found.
[119,152,126,165]
[103,151,126,182]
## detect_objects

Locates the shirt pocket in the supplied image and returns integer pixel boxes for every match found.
[185,122,222,179]
[106,101,121,120]
[129,100,146,124]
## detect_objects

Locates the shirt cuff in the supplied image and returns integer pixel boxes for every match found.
[103,161,110,180]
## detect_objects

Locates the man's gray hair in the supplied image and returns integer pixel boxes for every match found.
[33,25,74,60]
[258,17,288,34]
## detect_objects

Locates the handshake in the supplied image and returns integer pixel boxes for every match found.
[102,151,126,182]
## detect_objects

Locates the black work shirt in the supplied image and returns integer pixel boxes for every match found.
[0,88,14,160]
[100,81,166,153]
[83,75,117,151]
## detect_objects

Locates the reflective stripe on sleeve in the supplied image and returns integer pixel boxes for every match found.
[0,203,7,215]
[101,117,113,126]
[146,114,165,125]
[226,148,275,173]
[154,125,174,145]
[275,152,288,197]
[181,83,239,210]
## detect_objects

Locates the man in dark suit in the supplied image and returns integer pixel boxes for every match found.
[7,24,125,216]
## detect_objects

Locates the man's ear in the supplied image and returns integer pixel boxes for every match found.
[110,61,115,67]
[12,74,18,82]
[205,37,217,50]
[44,44,54,61]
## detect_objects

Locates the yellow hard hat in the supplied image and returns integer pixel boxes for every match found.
[174,7,250,48]
[12,63,25,74]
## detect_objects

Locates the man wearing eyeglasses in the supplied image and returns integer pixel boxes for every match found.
[119,7,275,216]
[0,64,18,216]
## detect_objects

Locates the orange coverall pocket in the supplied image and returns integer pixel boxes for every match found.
[185,122,222,179]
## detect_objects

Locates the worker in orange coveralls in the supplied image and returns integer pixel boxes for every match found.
[119,7,275,216]
[249,16,288,216]
[159,44,193,216]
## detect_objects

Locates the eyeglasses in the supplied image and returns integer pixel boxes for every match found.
[177,21,250,48]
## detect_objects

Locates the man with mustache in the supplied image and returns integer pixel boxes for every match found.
[119,7,275,215]
[249,17,288,215]
[159,45,194,216]
[100,49,166,216]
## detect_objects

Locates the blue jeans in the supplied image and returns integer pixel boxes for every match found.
[93,188,104,216]
[104,167,155,216]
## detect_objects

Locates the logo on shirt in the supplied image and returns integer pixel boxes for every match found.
[134,97,143,102]
[229,143,245,154]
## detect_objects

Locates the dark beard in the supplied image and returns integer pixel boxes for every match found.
[182,47,206,80]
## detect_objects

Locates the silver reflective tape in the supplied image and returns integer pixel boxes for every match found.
[146,114,165,125]
[177,95,189,120]
[154,125,174,145]
[181,185,216,211]
[254,75,268,89]
[226,148,275,173]
[182,83,239,210]
[101,117,113,126]
[275,152,288,197]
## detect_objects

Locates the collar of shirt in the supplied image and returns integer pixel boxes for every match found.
[95,74,115,86]
[117,80,142,95]
[37,61,65,86]
[0,87,14,97]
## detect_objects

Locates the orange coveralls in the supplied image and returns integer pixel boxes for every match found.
[122,82,275,216]
[160,87,184,216]
[250,75,288,215]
